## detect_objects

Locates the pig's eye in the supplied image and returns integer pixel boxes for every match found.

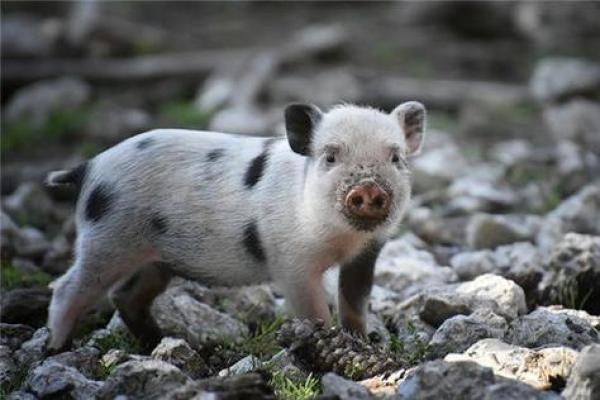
[326,154,336,164]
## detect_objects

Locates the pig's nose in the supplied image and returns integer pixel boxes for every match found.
[345,182,390,219]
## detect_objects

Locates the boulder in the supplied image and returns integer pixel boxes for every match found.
[530,58,600,104]
[465,213,542,249]
[321,372,372,400]
[25,360,102,400]
[544,100,600,153]
[151,337,209,379]
[562,344,600,400]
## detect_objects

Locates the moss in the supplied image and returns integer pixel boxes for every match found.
[269,371,320,400]
[2,107,90,155]
[159,100,212,129]
[78,142,106,159]
[1,262,52,290]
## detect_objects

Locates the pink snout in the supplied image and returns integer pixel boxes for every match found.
[344,182,390,220]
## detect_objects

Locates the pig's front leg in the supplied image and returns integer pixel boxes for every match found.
[279,265,332,325]
[338,242,383,336]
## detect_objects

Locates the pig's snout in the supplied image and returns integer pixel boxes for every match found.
[345,181,390,220]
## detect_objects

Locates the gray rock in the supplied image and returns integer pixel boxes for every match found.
[152,285,248,348]
[456,274,527,321]
[209,105,276,135]
[97,359,190,400]
[5,77,91,128]
[0,345,18,391]
[0,323,35,351]
[26,360,102,400]
[14,327,49,367]
[412,142,470,192]
[163,372,275,399]
[445,338,578,390]
[447,177,518,212]
[1,14,59,58]
[45,346,101,379]
[212,284,278,324]
[562,344,600,400]
[1,288,51,328]
[466,213,542,249]
[0,210,19,258]
[321,372,372,400]
[490,139,534,167]
[537,183,600,254]
[482,381,561,400]
[3,182,58,232]
[6,391,37,400]
[218,355,261,377]
[12,227,51,259]
[419,292,472,328]
[42,234,73,275]
[544,100,600,153]
[530,58,600,103]
[151,337,209,379]
[407,207,470,246]
[265,349,309,384]
[507,307,599,350]
[85,105,152,141]
[539,233,600,315]
[450,242,544,304]
[430,311,508,357]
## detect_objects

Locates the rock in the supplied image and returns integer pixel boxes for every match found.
[164,372,275,399]
[544,100,600,153]
[14,327,49,367]
[152,285,248,348]
[482,382,561,400]
[537,184,600,253]
[209,105,276,135]
[429,310,508,357]
[530,58,600,104]
[3,182,59,232]
[490,139,534,167]
[0,345,18,391]
[152,337,209,379]
[456,274,527,321]
[85,105,152,141]
[5,77,91,128]
[218,355,261,377]
[540,233,600,315]
[12,227,51,259]
[321,372,372,400]
[375,235,457,297]
[1,14,59,58]
[465,213,542,249]
[97,359,190,400]
[412,142,470,192]
[447,177,518,213]
[0,210,20,259]
[419,293,471,328]
[26,360,102,400]
[42,234,73,275]
[213,284,278,324]
[45,346,101,379]
[0,324,35,351]
[359,369,406,398]
[562,344,600,400]
[6,391,37,400]
[506,307,599,350]
[450,242,544,305]
[0,288,51,328]
[445,338,578,390]
[407,207,470,246]
[265,349,309,384]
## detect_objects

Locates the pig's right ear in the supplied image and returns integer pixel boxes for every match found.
[285,104,322,156]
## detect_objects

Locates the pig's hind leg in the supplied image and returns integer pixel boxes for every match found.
[110,262,172,351]
[47,235,158,351]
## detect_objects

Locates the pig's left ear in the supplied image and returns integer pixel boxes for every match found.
[392,101,426,156]
[285,103,322,156]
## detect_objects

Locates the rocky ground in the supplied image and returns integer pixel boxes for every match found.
[2,2,600,399]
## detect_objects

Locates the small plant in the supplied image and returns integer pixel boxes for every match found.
[0,262,53,290]
[270,371,320,400]
[94,330,142,355]
[389,321,432,366]
[240,317,286,359]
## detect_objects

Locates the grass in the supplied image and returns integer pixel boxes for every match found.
[93,330,142,355]
[0,262,53,290]
[389,321,432,365]
[269,371,321,400]
[159,100,212,129]
[2,107,90,155]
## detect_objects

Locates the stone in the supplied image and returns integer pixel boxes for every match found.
[1,14,59,58]
[429,311,508,357]
[164,372,275,399]
[419,293,471,328]
[562,344,600,400]
[25,360,103,400]
[450,242,544,305]
[209,105,276,136]
[539,233,600,315]
[490,139,534,167]
[0,323,35,351]
[411,143,470,192]
[0,345,18,391]
[0,288,51,328]
[14,327,50,367]
[456,274,527,321]
[3,182,58,232]
[45,346,101,379]
[447,177,518,212]
[0,210,19,259]
[152,285,248,348]
[5,77,91,128]
[97,359,190,400]
[218,355,261,377]
[321,372,372,400]
[152,337,209,379]
[445,338,578,390]
[544,100,600,153]
[537,184,600,254]
[12,227,51,259]
[530,58,600,104]
[506,307,599,350]
[465,213,542,249]
[6,391,37,400]
[85,105,152,141]
[407,207,469,246]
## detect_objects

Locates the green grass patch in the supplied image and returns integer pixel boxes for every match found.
[390,321,432,365]
[93,330,142,355]
[159,100,212,129]
[1,262,53,290]
[2,107,90,155]
[270,371,320,400]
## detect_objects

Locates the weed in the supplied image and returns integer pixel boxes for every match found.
[270,371,320,400]
[93,330,142,355]
[1,262,52,290]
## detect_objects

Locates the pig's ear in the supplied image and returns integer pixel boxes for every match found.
[392,101,426,156]
[285,103,322,156]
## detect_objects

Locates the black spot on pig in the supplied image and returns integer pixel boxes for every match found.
[137,138,155,150]
[242,221,266,262]
[206,148,225,162]
[86,184,115,222]
[244,151,268,188]
[150,214,168,234]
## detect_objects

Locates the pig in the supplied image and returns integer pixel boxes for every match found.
[45,102,426,351]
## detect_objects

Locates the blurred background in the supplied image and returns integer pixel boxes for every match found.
[2,1,600,328]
